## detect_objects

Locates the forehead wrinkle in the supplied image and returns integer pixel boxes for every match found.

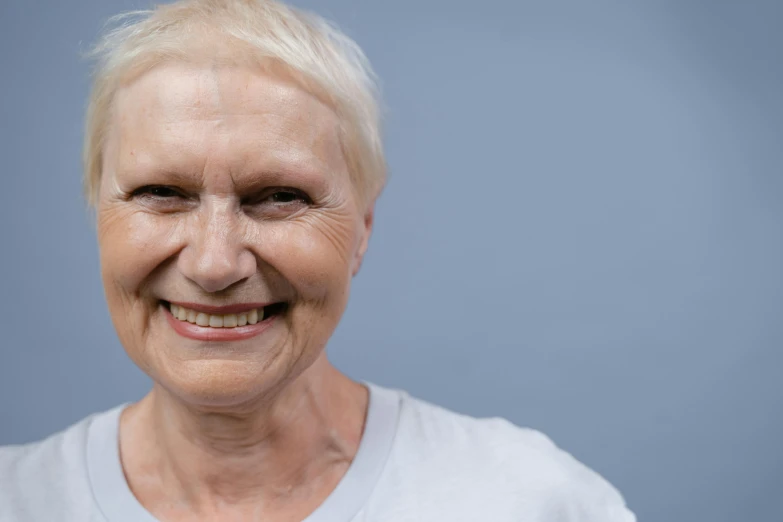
[110,63,348,189]
[157,64,222,117]
[112,68,225,186]
[114,64,226,138]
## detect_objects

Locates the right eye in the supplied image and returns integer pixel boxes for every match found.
[132,185,183,199]
[129,185,193,212]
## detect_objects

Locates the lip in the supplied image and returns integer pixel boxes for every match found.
[163,303,277,342]
[166,301,272,315]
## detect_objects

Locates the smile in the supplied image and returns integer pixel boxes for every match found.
[161,301,287,341]
[170,302,262,328]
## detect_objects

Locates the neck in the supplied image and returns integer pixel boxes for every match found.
[119,356,369,519]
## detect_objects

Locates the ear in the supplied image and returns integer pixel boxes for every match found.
[352,203,375,277]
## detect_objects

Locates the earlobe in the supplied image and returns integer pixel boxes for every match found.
[352,204,375,277]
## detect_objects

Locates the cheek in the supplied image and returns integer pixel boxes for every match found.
[260,214,359,303]
[97,206,176,372]
[97,206,180,293]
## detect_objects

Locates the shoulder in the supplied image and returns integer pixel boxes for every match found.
[0,408,119,521]
[0,414,92,489]
[377,389,636,522]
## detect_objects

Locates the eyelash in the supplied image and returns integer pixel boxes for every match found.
[131,185,312,206]
[131,186,182,199]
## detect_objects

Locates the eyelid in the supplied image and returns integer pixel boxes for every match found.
[131,185,185,198]
[129,185,311,206]
[250,187,312,204]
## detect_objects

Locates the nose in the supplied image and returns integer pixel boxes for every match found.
[178,201,256,293]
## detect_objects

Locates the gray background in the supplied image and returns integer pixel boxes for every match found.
[1,0,781,520]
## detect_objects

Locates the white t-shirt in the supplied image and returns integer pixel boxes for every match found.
[0,382,636,521]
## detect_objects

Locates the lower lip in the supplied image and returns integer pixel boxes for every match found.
[163,304,277,342]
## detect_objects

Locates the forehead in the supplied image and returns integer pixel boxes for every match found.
[108,62,345,178]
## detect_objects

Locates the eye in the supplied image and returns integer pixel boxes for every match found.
[250,188,311,206]
[132,185,183,199]
[267,190,308,204]
[128,185,193,212]
[244,188,311,218]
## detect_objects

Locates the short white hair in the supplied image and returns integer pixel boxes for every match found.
[84,0,386,208]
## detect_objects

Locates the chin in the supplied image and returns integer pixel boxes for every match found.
[146,358,276,408]
[150,348,319,410]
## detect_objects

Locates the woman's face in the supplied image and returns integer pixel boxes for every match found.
[97,62,372,408]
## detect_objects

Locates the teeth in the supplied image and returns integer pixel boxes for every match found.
[169,303,267,329]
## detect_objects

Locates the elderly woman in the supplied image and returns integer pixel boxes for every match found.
[0,1,634,521]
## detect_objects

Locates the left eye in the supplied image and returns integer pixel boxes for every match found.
[245,188,311,218]
[268,190,305,203]
[255,188,312,207]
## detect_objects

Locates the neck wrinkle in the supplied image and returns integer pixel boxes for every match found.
[121,358,369,513]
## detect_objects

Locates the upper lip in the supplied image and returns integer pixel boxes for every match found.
[165,301,273,315]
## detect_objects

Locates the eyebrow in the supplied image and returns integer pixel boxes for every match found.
[118,158,330,195]
[116,162,204,189]
[233,164,329,195]
[116,135,335,188]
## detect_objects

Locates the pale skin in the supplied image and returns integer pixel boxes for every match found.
[97,61,375,521]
